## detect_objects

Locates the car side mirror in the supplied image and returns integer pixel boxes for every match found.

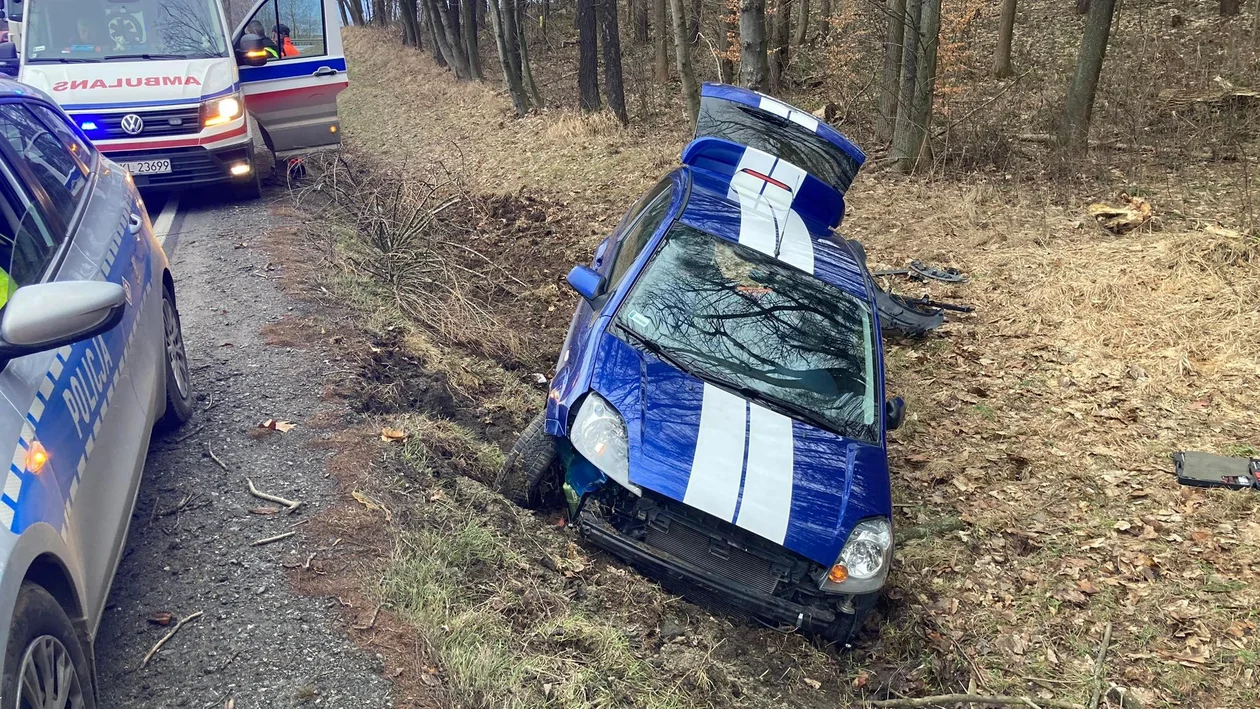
[0,42,18,78]
[885,396,906,431]
[236,34,268,67]
[0,282,125,359]
[566,265,607,303]
[5,0,21,22]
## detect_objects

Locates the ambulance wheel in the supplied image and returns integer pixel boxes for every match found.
[157,285,194,433]
[233,170,262,201]
[498,411,561,509]
[1,583,96,709]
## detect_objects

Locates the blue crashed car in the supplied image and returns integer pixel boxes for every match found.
[500,84,904,644]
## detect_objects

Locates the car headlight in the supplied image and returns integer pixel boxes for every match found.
[202,95,243,127]
[569,392,639,494]
[820,517,892,593]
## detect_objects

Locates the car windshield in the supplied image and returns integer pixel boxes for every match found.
[613,224,878,442]
[695,97,861,195]
[24,0,227,62]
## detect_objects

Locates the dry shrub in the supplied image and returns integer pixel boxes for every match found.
[541,109,627,143]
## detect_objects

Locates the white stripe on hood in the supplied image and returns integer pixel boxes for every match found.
[684,383,748,521]
[733,402,795,544]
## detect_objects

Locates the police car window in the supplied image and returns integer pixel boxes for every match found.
[0,162,62,295]
[0,104,86,230]
[608,179,673,286]
[28,104,94,177]
[241,0,326,60]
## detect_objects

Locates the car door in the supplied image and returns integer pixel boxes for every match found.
[232,0,347,158]
[0,98,152,628]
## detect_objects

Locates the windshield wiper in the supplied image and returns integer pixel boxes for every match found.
[611,322,692,375]
[31,57,102,63]
[103,53,187,61]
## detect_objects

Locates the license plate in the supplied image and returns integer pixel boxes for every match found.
[121,159,172,175]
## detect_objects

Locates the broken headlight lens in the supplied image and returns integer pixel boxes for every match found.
[820,517,893,594]
[570,391,638,493]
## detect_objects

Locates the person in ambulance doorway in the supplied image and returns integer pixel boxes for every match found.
[245,20,281,59]
[273,24,299,57]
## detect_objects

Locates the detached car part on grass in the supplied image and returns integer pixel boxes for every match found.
[501,84,906,645]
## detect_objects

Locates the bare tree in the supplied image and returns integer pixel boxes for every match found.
[793,0,808,47]
[399,0,422,45]
[670,0,701,127]
[489,0,530,115]
[462,0,483,79]
[768,0,792,93]
[890,0,941,173]
[578,0,602,111]
[992,0,1016,77]
[422,0,472,78]
[716,1,737,81]
[739,0,770,91]
[599,0,630,123]
[689,0,702,43]
[634,0,650,43]
[516,0,545,107]
[816,0,830,41]
[1057,0,1117,156]
[877,0,905,142]
[654,0,670,81]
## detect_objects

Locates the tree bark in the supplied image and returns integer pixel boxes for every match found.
[423,0,472,78]
[1075,0,1089,15]
[598,0,629,123]
[515,0,545,107]
[768,0,792,94]
[373,0,387,25]
[423,0,449,66]
[577,0,601,111]
[489,0,530,115]
[1057,0,1116,156]
[654,0,670,80]
[904,0,940,171]
[739,0,769,91]
[889,0,921,166]
[716,5,736,82]
[689,0,702,43]
[876,0,905,142]
[793,0,809,47]
[462,0,483,79]
[634,0,650,42]
[400,0,421,45]
[449,0,462,48]
[992,0,1016,77]
[670,0,701,128]
[1220,0,1240,15]
[816,0,830,41]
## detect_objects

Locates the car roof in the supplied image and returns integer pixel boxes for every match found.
[675,165,871,301]
[0,79,55,104]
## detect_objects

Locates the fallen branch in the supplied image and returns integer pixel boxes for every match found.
[207,444,229,471]
[251,531,295,547]
[172,424,204,443]
[1088,622,1114,709]
[864,695,1084,709]
[247,478,301,511]
[141,610,203,668]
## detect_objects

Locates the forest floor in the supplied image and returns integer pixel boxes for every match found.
[276,9,1257,708]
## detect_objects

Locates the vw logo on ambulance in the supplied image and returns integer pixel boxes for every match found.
[119,113,145,135]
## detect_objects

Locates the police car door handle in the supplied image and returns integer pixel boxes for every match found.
[128,212,143,235]
[313,67,337,77]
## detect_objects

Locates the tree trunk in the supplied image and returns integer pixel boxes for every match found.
[400,0,421,45]
[670,0,701,128]
[1075,0,1089,15]
[489,0,530,115]
[1221,0,1240,15]
[904,0,940,171]
[515,0,545,106]
[889,0,921,165]
[598,0,630,123]
[768,0,792,94]
[449,0,462,47]
[423,0,449,66]
[793,0,808,47]
[876,0,905,142]
[992,0,1016,77]
[462,0,483,79]
[739,0,769,91]
[373,0,387,25]
[577,0,601,111]
[423,0,472,78]
[634,0,650,42]
[654,0,670,80]
[1057,0,1116,156]
[816,0,830,41]
[337,0,352,26]
[689,0,702,43]
[716,6,736,82]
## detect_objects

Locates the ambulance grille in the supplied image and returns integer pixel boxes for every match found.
[87,107,202,139]
[644,514,782,594]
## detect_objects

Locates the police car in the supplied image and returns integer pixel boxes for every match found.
[501,84,904,644]
[0,80,192,706]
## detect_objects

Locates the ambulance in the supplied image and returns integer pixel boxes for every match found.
[0,0,347,198]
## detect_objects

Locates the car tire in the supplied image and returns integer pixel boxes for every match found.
[821,592,879,648]
[156,285,194,433]
[1,583,96,709]
[498,411,560,509]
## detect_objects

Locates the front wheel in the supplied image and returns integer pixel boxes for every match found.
[498,411,560,509]
[156,285,194,433]
[1,583,96,709]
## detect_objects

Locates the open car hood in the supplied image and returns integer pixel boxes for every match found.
[588,332,891,567]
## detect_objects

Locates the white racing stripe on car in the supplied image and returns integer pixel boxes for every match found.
[728,148,780,258]
[734,403,795,544]
[758,95,791,119]
[789,112,820,132]
[777,208,814,273]
[684,383,748,522]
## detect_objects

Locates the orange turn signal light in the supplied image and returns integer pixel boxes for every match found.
[26,442,48,474]
[245,50,266,58]
[827,564,849,584]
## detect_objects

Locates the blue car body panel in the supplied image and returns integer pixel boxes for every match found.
[699,83,867,168]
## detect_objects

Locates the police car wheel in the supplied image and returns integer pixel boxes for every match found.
[1,583,95,709]
[498,411,561,510]
[157,286,195,433]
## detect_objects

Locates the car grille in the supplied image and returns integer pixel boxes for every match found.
[645,512,783,594]
[76,107,202,139]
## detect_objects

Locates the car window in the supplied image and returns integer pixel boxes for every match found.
[28,103,94,174]
[0,103,87,230]
[608,179,674,286]
[239,0,326,60]
[0,159,64,299]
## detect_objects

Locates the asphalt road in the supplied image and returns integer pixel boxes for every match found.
[93,190,394,708]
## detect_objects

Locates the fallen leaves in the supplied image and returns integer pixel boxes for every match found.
[1087,194,1153,234]
[147,611,174,627]
[257,419,296,433]
[380,427,408,442]
[352,490,392,521]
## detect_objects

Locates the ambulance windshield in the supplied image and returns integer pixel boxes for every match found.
[25,0,228,62]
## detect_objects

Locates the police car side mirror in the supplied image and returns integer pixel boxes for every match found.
[566,265,607,303]
[0,282,125,359]
[236,34,268,67]
[885,396,906,432]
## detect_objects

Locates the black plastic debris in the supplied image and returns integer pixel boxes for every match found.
[1174,451,1259,491]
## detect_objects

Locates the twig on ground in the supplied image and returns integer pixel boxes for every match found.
[141,611,203,668]
[247,478,301,511]
[864,695,1084,709]
[355,604,385,630]
[251,531,295,547]
[172,424,204,443]
[1088,622,1114,709]
[303,552,317,569]
[207,444,229,471]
